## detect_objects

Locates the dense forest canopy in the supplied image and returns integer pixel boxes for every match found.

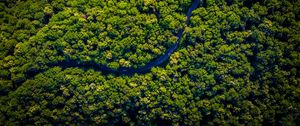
[0,0,300,125]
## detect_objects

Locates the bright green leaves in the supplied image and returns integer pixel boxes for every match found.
[119,59,131,67]
[0,0,299,125]
[44,5,54,16]
[117,1,129,9]
[226,31,252,43]
[227,11,241,29]
[2,0,191,76]
[108,62,120,70]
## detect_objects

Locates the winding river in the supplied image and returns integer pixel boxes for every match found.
[42,0,201,75]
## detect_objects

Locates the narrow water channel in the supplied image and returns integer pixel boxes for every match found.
[29,0,201,76]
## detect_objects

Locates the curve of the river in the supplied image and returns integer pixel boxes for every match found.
[42,0,200,75]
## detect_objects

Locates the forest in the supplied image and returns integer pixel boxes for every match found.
[0,0,299,125]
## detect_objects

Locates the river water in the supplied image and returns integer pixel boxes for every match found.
[47,0,201,75]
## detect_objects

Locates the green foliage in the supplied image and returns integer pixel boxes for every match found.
[0,0,299,125]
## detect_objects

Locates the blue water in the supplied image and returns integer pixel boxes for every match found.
[49,0,201,75]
